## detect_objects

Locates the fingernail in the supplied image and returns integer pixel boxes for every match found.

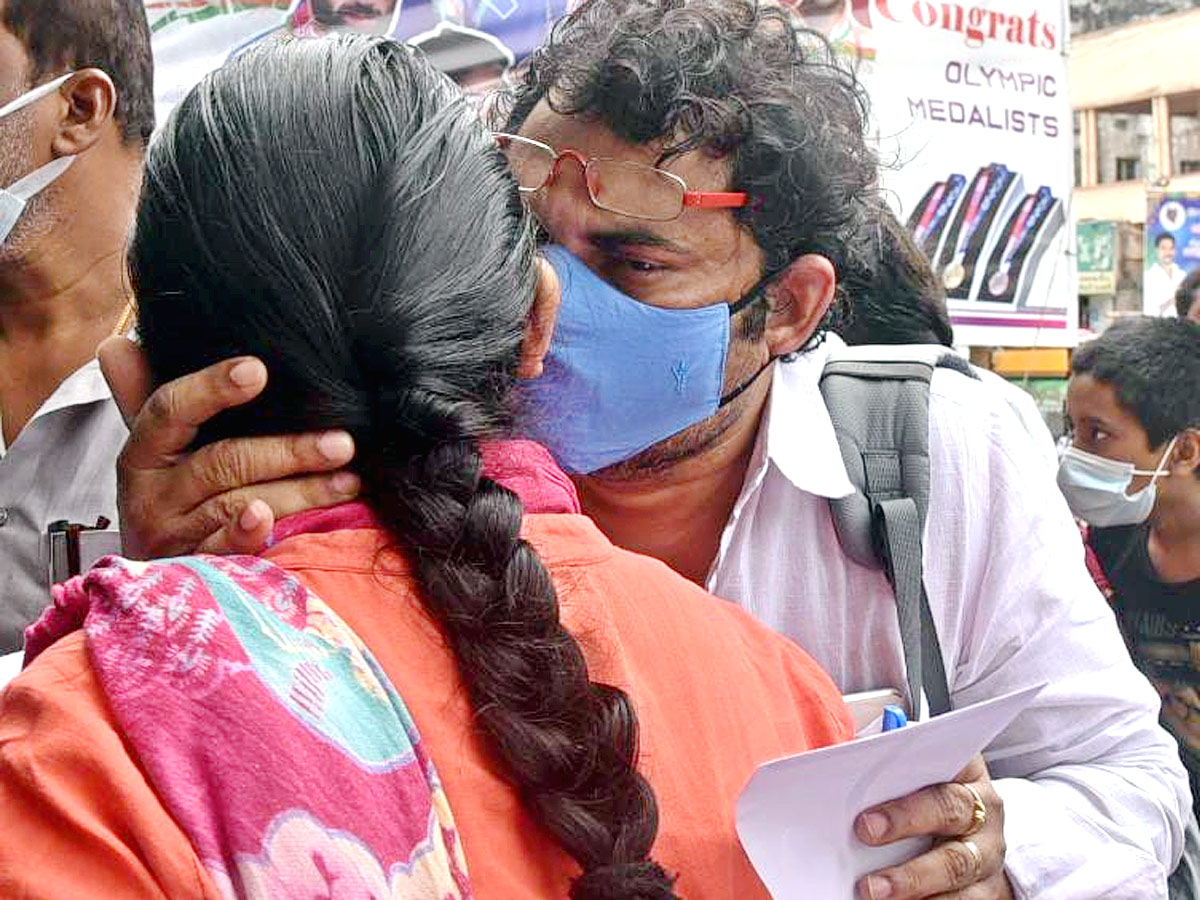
[229,360,264,388]
[331,471,360,496]
[317,431,355,462]
[866,876,893,900]
[861,811,889,842]
[239,501,265,532]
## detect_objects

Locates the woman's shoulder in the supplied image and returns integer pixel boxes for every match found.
[2,629,94,709]
[0,632,220,899]
[0,631,119,788]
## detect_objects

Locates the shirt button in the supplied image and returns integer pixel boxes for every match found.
[0,507,8,527]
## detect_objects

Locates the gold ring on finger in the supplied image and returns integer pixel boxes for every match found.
[961,838,984,881]
[961,783,988,836]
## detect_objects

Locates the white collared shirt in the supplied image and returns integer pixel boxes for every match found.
[1145,262,1187,317]
[0,359,126,653]
[707,335,1190,899]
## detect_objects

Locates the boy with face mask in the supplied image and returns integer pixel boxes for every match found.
[1060,316,1200,816]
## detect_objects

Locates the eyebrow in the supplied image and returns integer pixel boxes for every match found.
[1080,414,1118,432]
[590,229,691,256]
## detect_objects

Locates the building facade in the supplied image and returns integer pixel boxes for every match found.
[1072,9,1200,328]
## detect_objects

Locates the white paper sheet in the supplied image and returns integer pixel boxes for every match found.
[736,683,1045,899]
[0,651,23,691]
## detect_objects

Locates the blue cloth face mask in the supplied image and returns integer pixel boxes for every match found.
[1056,437,1177,528]
[0,73,78,244]
[518,244,769,474]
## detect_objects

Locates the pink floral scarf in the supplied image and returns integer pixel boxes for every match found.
[23,440,578,900]
[27,553,471,900]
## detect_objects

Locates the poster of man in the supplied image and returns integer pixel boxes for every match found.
[1144,195,1200,318]
[1146,233,1186,317]
[289,0,400,36]
[784,0,876,58]
[786,0,1075,347]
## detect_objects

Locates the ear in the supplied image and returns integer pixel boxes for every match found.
[762,253,837,357]
[49,69,118,158]
[1171,429,1200,476]
[516,255,561,379]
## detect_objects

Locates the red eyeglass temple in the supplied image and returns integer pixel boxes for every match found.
[682,191,750,209]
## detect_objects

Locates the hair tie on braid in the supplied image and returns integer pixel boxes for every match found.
[570,861,679,900]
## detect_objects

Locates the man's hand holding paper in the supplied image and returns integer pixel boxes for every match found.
[855,754,1012,900]
[737,685,1043,899]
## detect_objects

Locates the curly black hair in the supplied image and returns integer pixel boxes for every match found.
[499,0,879,332]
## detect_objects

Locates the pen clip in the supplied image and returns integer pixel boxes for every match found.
[47,516,114,579]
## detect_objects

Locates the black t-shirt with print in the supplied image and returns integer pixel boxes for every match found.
[1091,524,1200,816]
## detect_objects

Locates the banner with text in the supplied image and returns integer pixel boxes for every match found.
[1076,221,1118,296]
[793,1,1075,347]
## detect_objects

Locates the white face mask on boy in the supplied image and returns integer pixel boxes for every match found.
[0,72,78,244]
[1056,435,1178,528]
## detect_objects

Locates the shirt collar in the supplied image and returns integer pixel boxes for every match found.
[0,358,114,457]
[760,333,856,500]
[36,358,114,420]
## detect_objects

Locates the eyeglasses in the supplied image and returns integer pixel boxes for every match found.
[493,133,750,222]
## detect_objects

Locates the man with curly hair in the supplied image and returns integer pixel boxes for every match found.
[492,2,1189,897]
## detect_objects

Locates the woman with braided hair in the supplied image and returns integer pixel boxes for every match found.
[0,35,851,900]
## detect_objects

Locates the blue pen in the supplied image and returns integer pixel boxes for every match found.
[882,705,909,732]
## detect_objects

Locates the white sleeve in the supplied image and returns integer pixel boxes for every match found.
[925,372,1190,900]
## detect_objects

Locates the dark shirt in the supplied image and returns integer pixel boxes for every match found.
[1091,524,1200,817]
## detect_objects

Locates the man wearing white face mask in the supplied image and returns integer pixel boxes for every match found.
[0,0,153,654]
[1061,316,1200,819]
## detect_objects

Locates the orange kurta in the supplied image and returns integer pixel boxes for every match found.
[0,513,852,899]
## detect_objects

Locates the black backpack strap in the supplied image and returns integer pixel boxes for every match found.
[819,349,952,718]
